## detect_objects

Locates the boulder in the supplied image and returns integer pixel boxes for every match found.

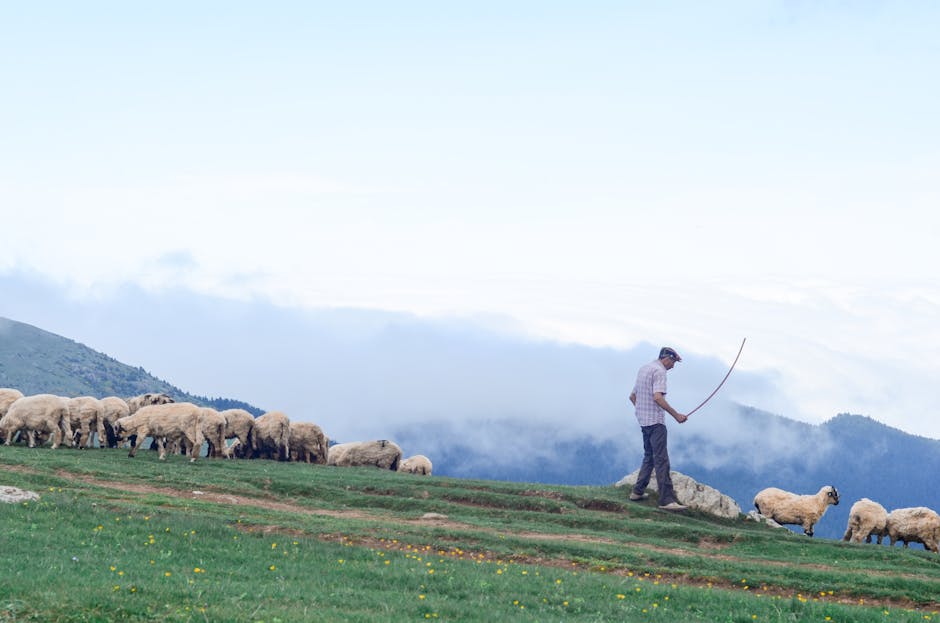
[0,486,40,503]
[615,470,742,519]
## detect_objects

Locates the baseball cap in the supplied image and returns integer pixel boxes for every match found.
[659,347,682,362]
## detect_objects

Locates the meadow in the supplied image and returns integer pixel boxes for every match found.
[1,445,939,622]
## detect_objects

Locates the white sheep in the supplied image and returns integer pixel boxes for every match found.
[113,402,204,462]
[288,422,329,464]
[885,507,940,553]
[328,440,402,470]
[0,388,24,418]
[0,394,73,449]
[753,485,840,537]
[842,498,889,544]
[126,392,175,415]
[219,408,255,458]
[398,454,433,476]
[97,397,130,448]
[66,396,101,449]
[251,411,291,461]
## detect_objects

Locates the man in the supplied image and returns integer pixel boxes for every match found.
[628,346,688,511]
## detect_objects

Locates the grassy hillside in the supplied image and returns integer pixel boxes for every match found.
[1,446,939,622]
[0,317,261,414]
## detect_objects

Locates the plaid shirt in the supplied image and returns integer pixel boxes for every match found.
[632,359,668,426]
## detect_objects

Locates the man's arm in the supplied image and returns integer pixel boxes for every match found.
[629,391,637,406]
[654,392,687,423]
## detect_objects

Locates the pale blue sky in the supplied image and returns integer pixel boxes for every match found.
[2,3,940,437]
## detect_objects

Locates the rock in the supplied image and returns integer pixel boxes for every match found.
[615,470,742,519]
[0,486,40,503]
[746,510,783,528]
[420,512,448,521]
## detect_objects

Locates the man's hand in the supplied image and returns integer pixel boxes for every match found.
[673,413,688,424]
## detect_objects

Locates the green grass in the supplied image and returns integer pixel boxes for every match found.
[1,446,939,622]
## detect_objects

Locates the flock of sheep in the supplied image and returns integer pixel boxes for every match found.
[4,387,937,552]
[0,388,432,476]
[753,485,940,553]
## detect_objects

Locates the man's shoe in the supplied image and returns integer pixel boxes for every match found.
[629,492,649,501]
[658,501,688,511]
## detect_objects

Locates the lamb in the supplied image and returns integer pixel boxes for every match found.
[251,411,291,461]
[328,440,402,470]
[885,507,940,553]
[288,422,329,464]
[842,498,889,544]
[113,402,204,461]
[0,394,73,449]
[398,454,433,476]
[97,397,130,448]
[219,408,255,458]
[66,396,101,448]
[753,485,840,537]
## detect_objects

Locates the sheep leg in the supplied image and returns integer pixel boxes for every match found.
[128,428,148,457]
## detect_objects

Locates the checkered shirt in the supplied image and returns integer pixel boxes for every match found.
[632,359,668,426]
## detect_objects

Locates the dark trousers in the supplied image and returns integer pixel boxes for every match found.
[633,423,678,505]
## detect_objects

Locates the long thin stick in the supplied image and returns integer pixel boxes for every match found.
[687,338,746,416]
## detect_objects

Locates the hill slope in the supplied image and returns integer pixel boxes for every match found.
[1,446,938,622]
[0,316,262,414]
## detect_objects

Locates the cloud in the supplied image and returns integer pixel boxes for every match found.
[0,271,793,447]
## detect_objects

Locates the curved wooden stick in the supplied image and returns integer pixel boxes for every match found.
[687,338,746,416]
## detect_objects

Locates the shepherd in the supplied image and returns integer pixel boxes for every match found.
[628,346,688,511]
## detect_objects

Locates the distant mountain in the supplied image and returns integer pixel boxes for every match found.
[0,317,263,415]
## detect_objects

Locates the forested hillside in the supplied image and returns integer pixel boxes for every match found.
[0,317,262,414]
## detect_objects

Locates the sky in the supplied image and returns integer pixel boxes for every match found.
[2,3,940,440]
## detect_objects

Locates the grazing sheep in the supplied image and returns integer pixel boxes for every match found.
[0,388,24,418]
[126,392,175,415]
[197,408,228,458]
[328,440,402,470]
[885,507,940,553]
[0,394,73,449]
[288,422,329,464]
[753,485,840,537]
[66,396,101,449]
[398,454,433,476]
[97,397,130,448]
[113,402,203,461]
[219,408,255,458]
[251,411,291,461]
[843,498,889,544]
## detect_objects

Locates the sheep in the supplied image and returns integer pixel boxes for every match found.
[0,394,73,449]
[219,408,255,458]
[398,454,433,476]
[288,422,329,464]
[753,485,840,537]
[328,440,402,471]
[197,407,228,458]
[251,411,291,461]
[842,498,889,544]
[126,392,175,415]
[66,396,101,449]
[113,402,204,461]
[885,507,940,553]
[0,388,24,418]
[97,397,130,448]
